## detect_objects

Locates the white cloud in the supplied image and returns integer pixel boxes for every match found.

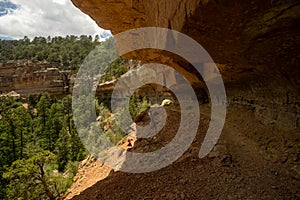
[52,0,69,5]
[0,0,109,39]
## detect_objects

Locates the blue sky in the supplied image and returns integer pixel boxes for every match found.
[0,0,110,39]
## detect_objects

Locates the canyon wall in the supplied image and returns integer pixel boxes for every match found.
[72,0,300,161]
[0,60,74,96]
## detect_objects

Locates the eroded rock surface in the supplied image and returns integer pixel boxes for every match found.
[70,0,299,198]
[72,0,299,154]
[0,60,74,96]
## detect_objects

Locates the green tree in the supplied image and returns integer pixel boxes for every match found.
[3,150,59,200]
[36,93,53,150]
[0,95,87,199]
[9,106,32,160]
[55,128,70,172]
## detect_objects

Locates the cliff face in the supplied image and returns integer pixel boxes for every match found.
[0,60,74,96]
[66,1,300,198]
[72,0,299,164]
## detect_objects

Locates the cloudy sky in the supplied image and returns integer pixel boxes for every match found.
[0,0,110,39]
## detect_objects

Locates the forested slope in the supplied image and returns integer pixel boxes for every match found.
[0,35,132,199]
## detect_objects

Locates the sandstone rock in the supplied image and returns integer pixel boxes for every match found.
[71,0,300,167]
[0,60,73,96]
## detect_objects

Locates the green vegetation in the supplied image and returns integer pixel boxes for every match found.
[129,93,151,119]
[0,94,86,199]
[95,92,151,145]
[0,35,142,199]
[0,35,131,79]
[100,58,129,82]
[3,150,77,200]
[96,102,125,145]
[0,35,104,72]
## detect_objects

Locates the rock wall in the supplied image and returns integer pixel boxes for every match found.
[97,66,181,103]
[72,0,300,159]
[0,60,74,96]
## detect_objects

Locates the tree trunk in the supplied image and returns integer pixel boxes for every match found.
[38,163,56,200]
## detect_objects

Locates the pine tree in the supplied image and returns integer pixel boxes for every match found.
[3,150,58,200]
[55,128,70,172]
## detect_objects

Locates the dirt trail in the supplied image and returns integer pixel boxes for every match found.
[64,156,111,199]
[67,105,300,199]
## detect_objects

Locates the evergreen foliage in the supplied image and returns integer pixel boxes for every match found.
[0,94,87,199]
[0,35,135,199]
[0,35,101,71]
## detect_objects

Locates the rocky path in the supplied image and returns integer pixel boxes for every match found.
[69,105,300,199]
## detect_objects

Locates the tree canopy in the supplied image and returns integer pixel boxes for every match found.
[0,94,86,199]
[0,35,101,71]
